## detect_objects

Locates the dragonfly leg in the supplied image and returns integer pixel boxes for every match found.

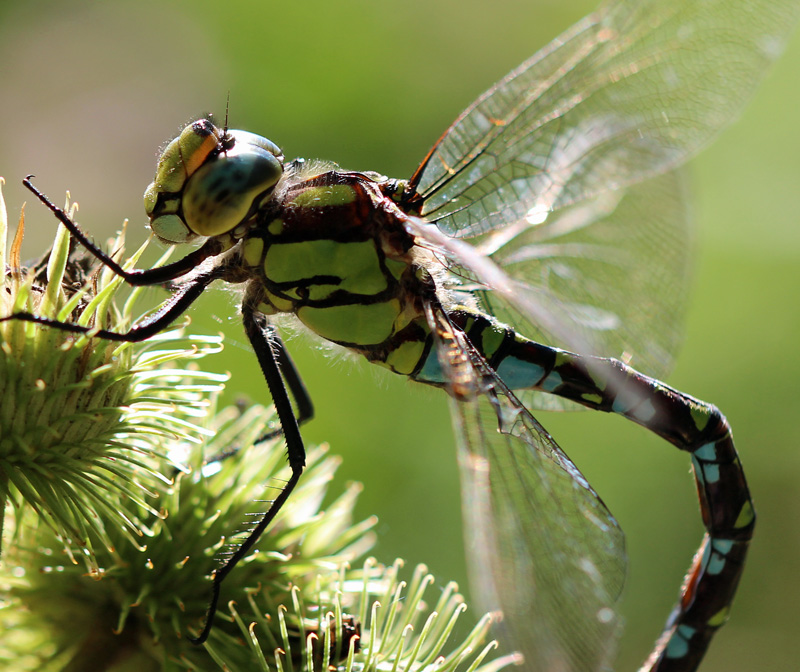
[256,332,314,441]
[189,301,306,645]
[1,266,222,341]
[443,310,754,672]
[203,333,314,464]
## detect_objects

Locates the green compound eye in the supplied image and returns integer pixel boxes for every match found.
[182,131,284,238]
[144,122,284,243]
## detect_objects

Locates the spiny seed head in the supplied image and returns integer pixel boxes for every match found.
[0,178,226,570]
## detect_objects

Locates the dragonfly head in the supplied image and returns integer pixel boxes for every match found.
[143,118,284,244]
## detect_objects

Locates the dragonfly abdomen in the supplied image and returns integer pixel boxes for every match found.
[411,307,557,389]
[411,305,754,671]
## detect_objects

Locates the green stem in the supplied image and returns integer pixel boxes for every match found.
[0,473,8,558]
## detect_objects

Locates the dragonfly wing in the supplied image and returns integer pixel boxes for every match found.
[409,0,798,374]
[408,215,602,367]
[415,0,797,230]
[424,303,625,672]
[406,170,687,411]
[453,169,691,385]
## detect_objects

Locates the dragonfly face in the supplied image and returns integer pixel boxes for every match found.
[6,0,798,669]
[144,119,284,243]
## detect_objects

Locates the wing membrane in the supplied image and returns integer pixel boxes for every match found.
[416,0,796,231]
[453,170,691,388]
[424,303,625,672]
[410,0,798,374]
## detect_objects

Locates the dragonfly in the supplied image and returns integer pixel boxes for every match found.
[5,0,798,669]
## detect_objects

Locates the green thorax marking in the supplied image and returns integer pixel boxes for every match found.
[241,170,431,351]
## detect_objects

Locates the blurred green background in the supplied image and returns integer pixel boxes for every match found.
[1,0,798,670]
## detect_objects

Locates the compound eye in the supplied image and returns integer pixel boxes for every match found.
[147,120,223,200]
[144,122,284,242]
[182,133,284,237]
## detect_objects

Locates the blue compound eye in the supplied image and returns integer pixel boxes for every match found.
[182,132,284,237]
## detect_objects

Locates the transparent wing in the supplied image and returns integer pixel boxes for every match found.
[460,169,691,394]
[409,0,798,375]
[424,303,625,672]
[405,184,686,412]
[415,0,796,229]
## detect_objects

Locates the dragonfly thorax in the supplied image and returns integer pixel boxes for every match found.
[240,170,435,373]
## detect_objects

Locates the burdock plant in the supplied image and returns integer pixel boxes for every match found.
[0,176,227,569]
[0,178,520,672]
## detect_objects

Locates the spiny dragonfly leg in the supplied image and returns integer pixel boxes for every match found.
[189,301,306,645]
[451,310,754,672]
[0,266,222,341]
[256,333,314,441]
